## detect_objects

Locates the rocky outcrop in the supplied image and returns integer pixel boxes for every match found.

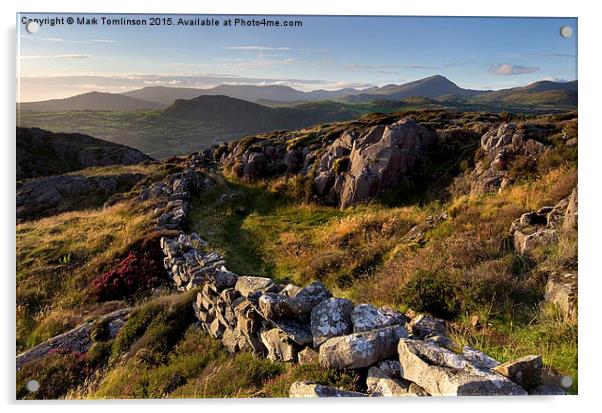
[17,173,144,221]
[16,308,131,370]
[314,119,437,208]
[17,127,151,180]
[545,272,578,319]
[470,123,547,194]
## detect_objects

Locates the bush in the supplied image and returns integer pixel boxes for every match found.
[401,270,459,319]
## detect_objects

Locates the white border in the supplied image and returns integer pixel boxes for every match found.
[2,1,600,411]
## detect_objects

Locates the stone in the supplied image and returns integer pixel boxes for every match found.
[397,338,527,396]
[259,293,294,320]
[513,228,559,255]
[492,355,542,390]
[408,314,447,339]
[530,384,566,395]
[212,267,237,290]
[298,347,319,365]
[260,328,298,362]
[311,298,354,347]
[289,381,367,398]
[352,303,406,333]
[234,300,263,335]
[281,283,303,297]
[270,319,313,346]
[208,318,225,339]
[366,360,418,397]
[284,149,304,174]
[286,281,332,315]
[234,276,278,297]
[545,272,578,319]
[563,187,578,231]
[462,346,500,369]
[319,325,408,370]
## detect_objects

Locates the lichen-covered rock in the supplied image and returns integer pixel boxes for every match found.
[259,293,294,320]
[492,355,542,390]
[234,276,278,297]
[397,339,527,396]
[408,314,447,340]
[311,298,354,347]
[366,360,425,397]
[269,319,313,346]
[286,281,332,315]
[352,304,406,333]
[211,267,237,290]
[319,325,408,370]
[289,381,367,398]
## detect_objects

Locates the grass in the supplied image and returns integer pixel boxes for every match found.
[16,199,157,353]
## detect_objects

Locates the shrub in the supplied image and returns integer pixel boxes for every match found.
[401,269,459,319]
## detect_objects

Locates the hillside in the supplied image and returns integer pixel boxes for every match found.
[16,108,577,399]
[474,80,578,107]
[17,127,152,180]
[18,92,166,112]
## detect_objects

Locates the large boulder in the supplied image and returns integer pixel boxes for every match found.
[319,325,408,370]
[289,381,367,397]
[337,119,437,208]
[397,339,527,396]
[311,298,354,347]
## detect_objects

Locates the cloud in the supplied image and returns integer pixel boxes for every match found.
[20,54,91,60]
[540,76,570,82]
[224,46,290,51]
[90,39,115,43]
[488,64,540,76]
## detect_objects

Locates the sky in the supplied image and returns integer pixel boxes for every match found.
[17,14,577,102]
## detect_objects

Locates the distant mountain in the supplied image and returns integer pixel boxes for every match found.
[123,85,362,105]
[163,95,360,133]
[19,92,165,112]
[17,127,152,180]
[473,80,577,106]
[347,75,488,102]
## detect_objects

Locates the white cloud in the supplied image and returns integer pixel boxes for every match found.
[20,54,92,60]
[224,46,290,51]
[488,63,540,76]
[90,39,115,43]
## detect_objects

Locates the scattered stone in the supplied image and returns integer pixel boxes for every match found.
[289,381,367,398]
[398,339,527,396]
[311,298,354,347]
[319,325,408,370]
[492,355,542,390]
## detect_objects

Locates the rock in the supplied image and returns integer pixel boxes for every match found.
[281,283,303,297]
[398,339,527,396]
[319,325,408,370]
[462,346,500,369]
[338,119,437,208]
[513,228,559,255]
[530,384,566,395]
[259,293,294,320]
[211,267,237,290]
[564,187,578,231]
[286,281,332,315]
[366,360,419,397]
[234,300,263,335]
[269,319,313,346]
[234,276,278,297]
[311,298,354,347]
[492,355,542,390]
[289,381,367,397]
[408,314,447,339]
[243,152,268,180]
[545,272,578,319]
[352,304,406,333]
[260,328,298,362]
[284,149,304,174]
[298,347,319,365]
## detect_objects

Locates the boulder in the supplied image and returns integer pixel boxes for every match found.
[289,381,367,398]
[492,355,542,390]
[319,325,408,370]
[397,339,527,396]
[284,150,304,174]
[352,304,406,333]
[243,152,268,180]
[366,360,423,397]
[234,276,278,297]
[269,319,313,346]
[311,298,354,347]
[286,281,332,315]
[211,267,237,290]
[408,314,447,340]
[260,328,298,362]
